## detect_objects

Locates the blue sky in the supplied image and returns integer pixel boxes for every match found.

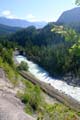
[0,0,76,22]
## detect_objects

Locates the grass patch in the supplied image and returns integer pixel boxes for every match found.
[37,103,79,120]
[0,57,18,86]
[18,83,44,114]
[17,78,80,120]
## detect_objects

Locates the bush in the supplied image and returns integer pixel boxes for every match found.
[18,85,43,114]
[42,103,77,120]
[18,61,29,71]
[0,57,18,86]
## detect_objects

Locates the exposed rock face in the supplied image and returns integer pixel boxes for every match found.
[57,7,80,24]
[0,91,35,120]
[63,73,80,87]
[57,7,80,31]
[0,68,35,120]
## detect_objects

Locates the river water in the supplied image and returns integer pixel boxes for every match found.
[15,55,80,102]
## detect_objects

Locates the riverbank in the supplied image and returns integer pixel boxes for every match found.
[20,71,80,112]
[15,55,80,102]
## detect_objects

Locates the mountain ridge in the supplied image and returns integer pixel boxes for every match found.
[0,24,22,35]
[56,7,80,31]
[0,17,47,28]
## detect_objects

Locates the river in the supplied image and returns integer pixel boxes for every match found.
[15,55,80,102]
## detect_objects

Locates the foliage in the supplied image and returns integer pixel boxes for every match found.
[17,79,80,119]
[0,39,19,86]
[75,0,80,5]
[0,23,80,83]
[18,81,80,119]
[9,24,64,47]
[7,24,80,81]
[0,56,18,86]
[1,49,13,65]
[0,24,21,35]
[0,25,80,119]
[39,103,79,120]
[51,25,80,76]
[17,61,29,71]
[18,84,43,114]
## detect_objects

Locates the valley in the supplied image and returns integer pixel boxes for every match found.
[0,4,80,120]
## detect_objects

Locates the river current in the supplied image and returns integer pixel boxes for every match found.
[16,55,80,102]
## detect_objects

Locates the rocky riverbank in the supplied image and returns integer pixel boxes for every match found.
[63,73,80,87]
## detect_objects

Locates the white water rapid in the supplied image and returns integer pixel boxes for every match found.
[16,55,80,102]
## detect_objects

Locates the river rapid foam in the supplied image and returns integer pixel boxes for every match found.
[16,55,80,102]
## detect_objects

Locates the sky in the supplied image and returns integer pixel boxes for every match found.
[0,0,76,22]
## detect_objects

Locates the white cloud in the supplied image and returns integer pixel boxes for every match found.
[1,10,17,19]
[26,14,39,22]
[2,10,11,16]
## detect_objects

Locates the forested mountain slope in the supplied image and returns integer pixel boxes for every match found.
[0,24,21,35]
[9,24,65,46]
[8,23,80,86]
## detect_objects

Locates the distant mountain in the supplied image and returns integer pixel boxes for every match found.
[0,17,47,28]
[57,7,80,32]
[0,24,21,35]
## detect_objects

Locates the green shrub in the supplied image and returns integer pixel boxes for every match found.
[0,57,18,86]
[42,103,78,120]
[18,78,80,119]
[17,61,28,71]
[18,85,43,114]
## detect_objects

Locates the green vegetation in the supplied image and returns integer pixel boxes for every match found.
[0,23,80,83]
[0,24,21,35]
[17,79,80,120]
[17,80,43,114]
[0,56,18,86]
[0,39,19,86]
[0,1,79,119]
[40,103,79,120]
[75,0,80,5]
[17,61,29,71]
[52,26,80,76]
[0,21,80,119]
[8,24,80,80]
